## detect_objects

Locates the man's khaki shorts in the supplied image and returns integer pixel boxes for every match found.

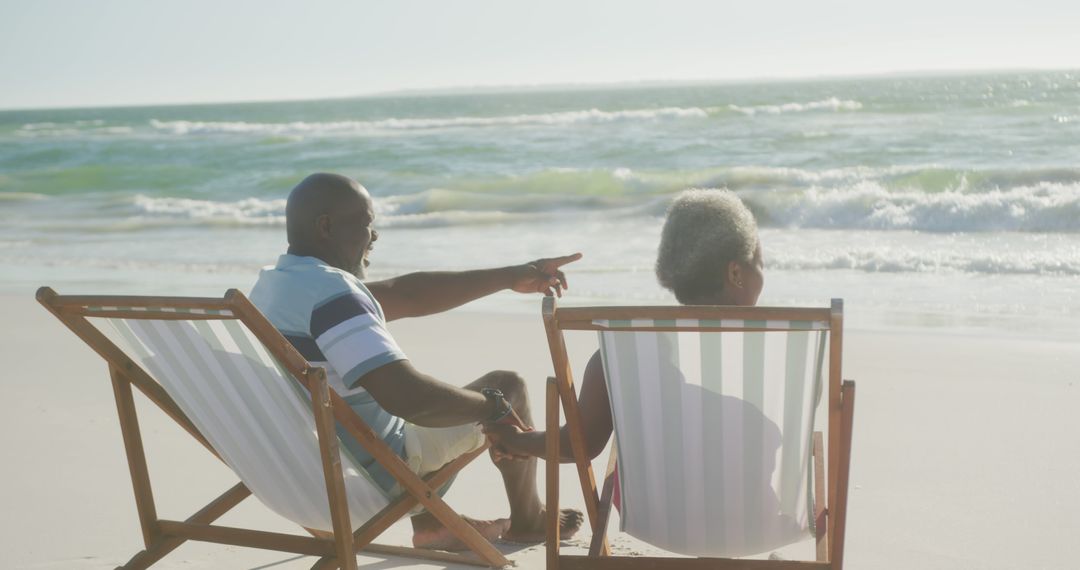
[402,422,487,477]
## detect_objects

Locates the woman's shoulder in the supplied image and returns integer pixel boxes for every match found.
[584,349,603,377]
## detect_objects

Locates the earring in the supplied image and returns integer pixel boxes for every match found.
[736,280,744,287]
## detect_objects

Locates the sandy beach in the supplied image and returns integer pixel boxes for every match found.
[3,291,1079,569]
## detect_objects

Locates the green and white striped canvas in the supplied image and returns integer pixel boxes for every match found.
[595,318,826,557]
[86,307,392,533]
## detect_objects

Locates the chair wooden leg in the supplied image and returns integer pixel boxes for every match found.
[588,449,618,558]
[413,495,510,568]
[827,300,844,557]
[562,390,610,557]
[310,367,507,569]
[547,378,561,570]
[348,444,488,550]
[831,381,856,570]
[309,556,340,570]
[308,446,491,568]
[543,302,609,557]
[118,482,251,569]
[300,377,509,567]
[110,365,160,549]
[813,431,827,562]
[364,544,492,566]
[117,540,175,570]
[309,369,358,570]
[313,543,495,569]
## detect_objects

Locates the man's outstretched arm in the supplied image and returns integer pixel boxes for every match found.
[365,253,581,321]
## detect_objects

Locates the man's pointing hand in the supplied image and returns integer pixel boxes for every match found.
[509,253,583,298]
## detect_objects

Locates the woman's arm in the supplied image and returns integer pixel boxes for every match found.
[488,350,613,462]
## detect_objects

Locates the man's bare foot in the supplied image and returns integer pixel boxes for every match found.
[502,508,584,544]
[412,515,510,551]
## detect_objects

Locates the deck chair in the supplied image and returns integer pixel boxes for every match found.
[541,297,855,570]
[37,287,510,570]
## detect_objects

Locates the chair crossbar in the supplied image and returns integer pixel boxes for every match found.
[117,482,251,569]
[77,309,237,320]
[347,444,488,549]
[47,294,234,311]
[356,544,490,567]
[554,305,832,329]
[572,325,828,333]
[558,555,832,570]
[158,520,334,556]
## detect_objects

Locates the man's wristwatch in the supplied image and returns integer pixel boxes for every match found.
[480,388,513,423]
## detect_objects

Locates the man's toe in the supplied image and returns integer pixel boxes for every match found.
[560,508,585,536]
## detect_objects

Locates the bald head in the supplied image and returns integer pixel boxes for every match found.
[286,173,370,246]
[286,173,377,277]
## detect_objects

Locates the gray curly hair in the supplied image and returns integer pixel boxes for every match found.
[655,189,759,304]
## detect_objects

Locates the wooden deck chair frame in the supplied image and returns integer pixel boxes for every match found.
[541,297,856,570]
[37,287,511,570]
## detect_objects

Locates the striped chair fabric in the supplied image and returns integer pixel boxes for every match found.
[87,306,391,532]
[595,318,827,557]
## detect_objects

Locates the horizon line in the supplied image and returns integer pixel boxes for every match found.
[1,65,1076,113]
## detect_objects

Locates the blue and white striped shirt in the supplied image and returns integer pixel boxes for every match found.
[250,254,408,493]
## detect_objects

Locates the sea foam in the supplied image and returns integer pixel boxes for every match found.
[767,245,1080,276]
[0,192,47,201]
[132,195,286,225]
[727,97,863,116]
[750,181,1080,233]
[123,171,1080,234]
[14,119,133,138]
[147,107,708,136]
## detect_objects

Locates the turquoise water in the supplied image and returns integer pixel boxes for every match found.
[2,71,1079,338]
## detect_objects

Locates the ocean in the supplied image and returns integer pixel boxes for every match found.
[2,71,1078,340]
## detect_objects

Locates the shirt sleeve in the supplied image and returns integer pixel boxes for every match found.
[310,288,407,389]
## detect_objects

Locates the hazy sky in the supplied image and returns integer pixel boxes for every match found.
[2,0,1078,109]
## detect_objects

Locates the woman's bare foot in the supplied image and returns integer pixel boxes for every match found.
[412,514,510,551]
[502,508,584,544]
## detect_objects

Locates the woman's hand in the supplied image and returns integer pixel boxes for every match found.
[482,422,536,462]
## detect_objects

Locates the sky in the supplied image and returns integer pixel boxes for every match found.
[1,0,1078,110]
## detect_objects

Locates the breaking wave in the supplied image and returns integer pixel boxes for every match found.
[147,107,708,136]
[0,192,47,201]
[0,97,884,139]
[120,167,1080,234]
[132,195,286,226]
[117,191,1080,276]
[727,97,863,116]
[748,181,1080,232]
[767,247,1080,276]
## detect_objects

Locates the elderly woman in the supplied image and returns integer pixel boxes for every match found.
[486,188,764,461]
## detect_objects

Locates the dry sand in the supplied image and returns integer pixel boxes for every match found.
[3,292,1079,569]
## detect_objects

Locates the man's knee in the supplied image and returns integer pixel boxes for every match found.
[482,370,528,405]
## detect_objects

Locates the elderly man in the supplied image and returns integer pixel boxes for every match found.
[249,173,582,549]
